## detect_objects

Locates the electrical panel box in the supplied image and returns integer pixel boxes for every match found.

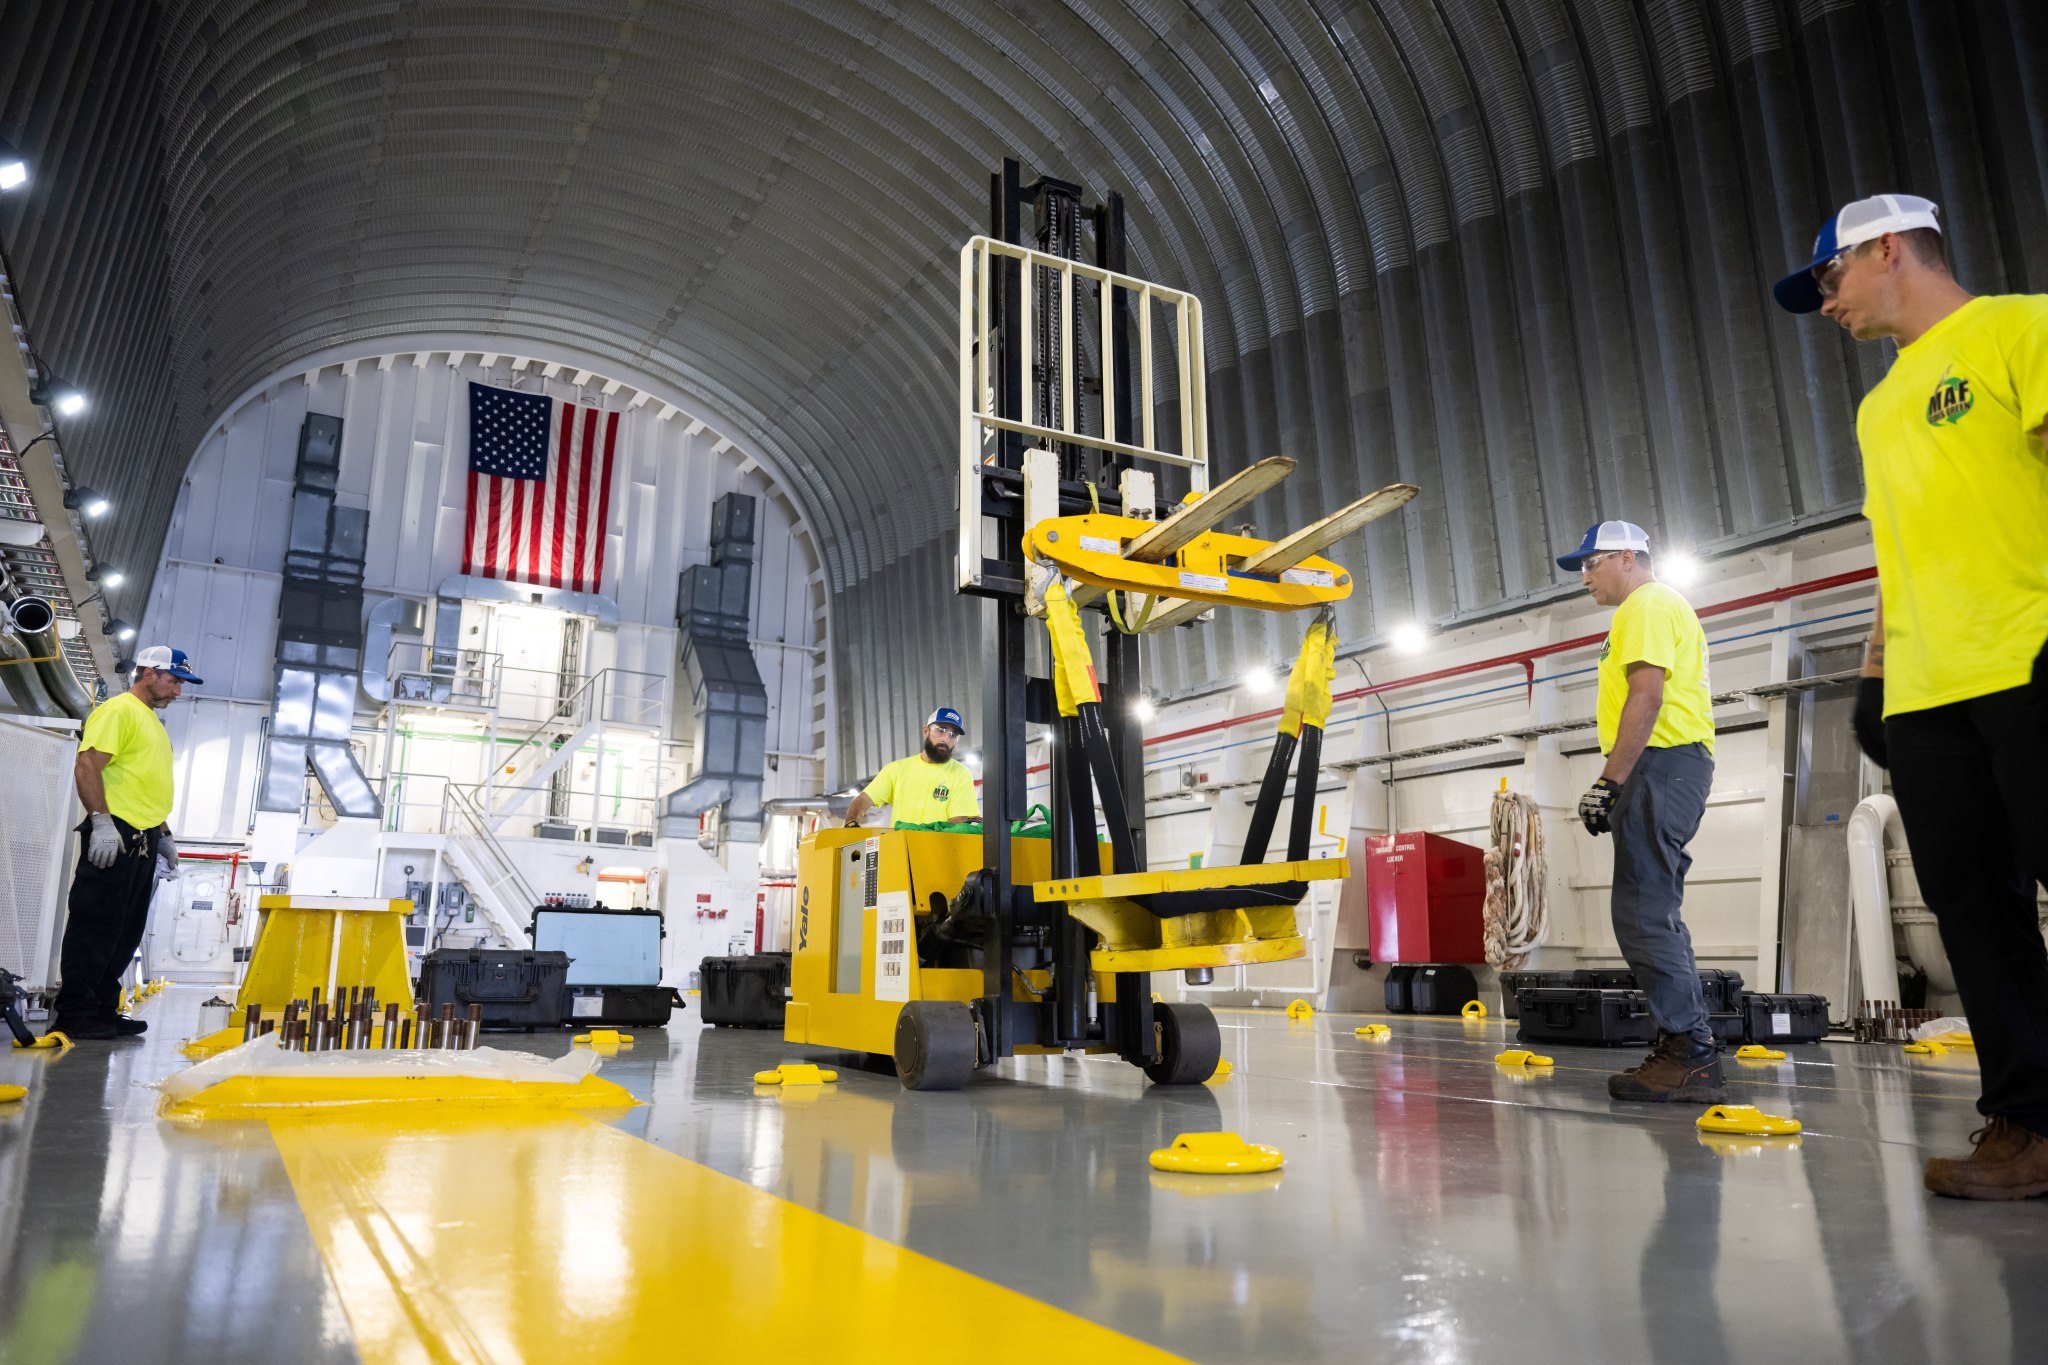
[1364,832,1486,965]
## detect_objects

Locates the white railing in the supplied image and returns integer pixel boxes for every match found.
[387,639,501,709]
[441,780,537,940]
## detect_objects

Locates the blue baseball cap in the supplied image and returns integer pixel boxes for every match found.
[1556,520,1650,572]
[1773,193,1941,314]
[134,645,204,684]
[925,706,964,735]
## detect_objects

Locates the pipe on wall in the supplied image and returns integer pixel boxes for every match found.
[0,623,61,717]
[0,589,93,720]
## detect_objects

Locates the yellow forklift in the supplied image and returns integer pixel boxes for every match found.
[786,161,1414,1089]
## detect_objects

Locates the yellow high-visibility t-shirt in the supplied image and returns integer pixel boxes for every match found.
[863,755,980,826]
[79,692,175,829]
[1596,582,1715,756]
[1857,294,2048,717]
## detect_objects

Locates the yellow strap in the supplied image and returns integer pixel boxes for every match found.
[1043,579,1100,718]
[1278,615,1338,738]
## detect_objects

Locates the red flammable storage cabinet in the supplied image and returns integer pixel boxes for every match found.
[1363,832,1486,964]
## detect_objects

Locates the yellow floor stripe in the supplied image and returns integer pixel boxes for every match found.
[269,1110,1190,1365]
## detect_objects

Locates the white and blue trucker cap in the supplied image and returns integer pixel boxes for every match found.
[1773,194,1941,314]
[133,645,204,684]
[1556,521,1650,572]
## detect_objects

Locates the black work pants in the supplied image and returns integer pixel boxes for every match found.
[52,816,160,1023]
[1887,686,2048,1133]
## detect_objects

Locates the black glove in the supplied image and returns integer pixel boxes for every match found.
[1852,676,1888,769]
[1578,777,1621,836]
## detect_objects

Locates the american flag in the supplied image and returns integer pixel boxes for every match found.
[462,382,620,593]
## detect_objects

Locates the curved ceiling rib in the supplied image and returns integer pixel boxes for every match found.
[1,0,2041,773]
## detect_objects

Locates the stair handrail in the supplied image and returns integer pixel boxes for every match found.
[487,669,604,814]
[442,780,538,928]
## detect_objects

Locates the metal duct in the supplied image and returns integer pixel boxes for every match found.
[0,588,92,721]
[254,414,381,820]
[663,492,767,846]
[0,625,60,718]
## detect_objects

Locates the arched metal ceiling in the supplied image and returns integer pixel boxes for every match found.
[3,1,2044,773]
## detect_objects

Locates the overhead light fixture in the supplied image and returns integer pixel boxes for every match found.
[63,486,110,519]
[1391,623,1428,655]
[1660,550,1702,590]
[107,617,137,642]
[87,564,124,589]
[28,373,85,418]
[1131,697,1156,723]
[0,139,25,192]
[1243,666,1275,695]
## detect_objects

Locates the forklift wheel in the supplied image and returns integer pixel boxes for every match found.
[895,1001,977,1091]
[1142,1002,1222,1085]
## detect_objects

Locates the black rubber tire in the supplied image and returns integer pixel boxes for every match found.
[894,1001,977,1091]
[1142,1001,1222,1085]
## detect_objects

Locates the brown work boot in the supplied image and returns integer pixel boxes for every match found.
[1923,1118,2048,1200]
[1608,1031,1727,1103]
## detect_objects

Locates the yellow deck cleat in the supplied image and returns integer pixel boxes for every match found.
[573,1029,634,1055]
[1354,1025,1391,1040]
[1285,999,1314,1020]
[753,1063,839,1087]
[1494,1049,1553,1068]
[1696,1104,1802,1137]
[1461,1000,1488,1021]
[1734,1044,1787,1061]
[1148,1132,1285,1175]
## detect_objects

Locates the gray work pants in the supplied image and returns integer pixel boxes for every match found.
[1608,742,1714,1048]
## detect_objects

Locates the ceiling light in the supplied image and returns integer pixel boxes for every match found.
[108,617,136,642]
[1132,697,1156,723]
[1391,623,1427,654]
[28,373,85,418]
[87,564,124,589]
[1660,550,1702,589]
[0,140,25,191]
[63,486,110,519]
[1243,666,1275,695]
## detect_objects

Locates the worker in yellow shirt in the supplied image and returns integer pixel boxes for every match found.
[1777,193,2048,1200]
[844,706,981,828]
[49,645,202,1040]
[1561,522,1723,1105]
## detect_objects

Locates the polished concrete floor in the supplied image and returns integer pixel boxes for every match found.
[0,987,2041,1364]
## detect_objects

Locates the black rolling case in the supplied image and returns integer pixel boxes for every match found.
[1386,964,1478,1015]
[1568,967,1746,1012]
[1498,970,1586,1019]
[417,948,569,1031]
[1515,987,1659,1047]
[700,953,791,1028]
[565,984,680,1028]
[1740,992,1830,1043]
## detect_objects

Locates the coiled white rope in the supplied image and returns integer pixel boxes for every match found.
[1483,787,1549,970]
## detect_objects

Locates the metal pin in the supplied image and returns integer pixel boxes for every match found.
[465,1003,483,1051]
[382,1003,399,1049]
[243,1003,262,1041]
[438,1004,456,1049]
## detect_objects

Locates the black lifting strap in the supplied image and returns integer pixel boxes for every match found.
[1074,701,1139,876]
[1239,731,1298,866]
[1287,721,1323,862]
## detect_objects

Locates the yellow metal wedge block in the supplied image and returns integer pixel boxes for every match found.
[0,1083,25,1103]
[1734,1044,1787,1061]
[1354,1025,1390,1040]
[1027,513,1352,613]
[1696,1104,1802,1137]
[1148,1132,1286,1175]
[1494,1049,1553,1067]
[1207,1059,1233,1083]
[753,1063,838,1086]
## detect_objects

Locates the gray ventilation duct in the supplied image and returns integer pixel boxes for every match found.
[0,623,61,717]
[663,492,767,845]
[254,414,382,820]
[0,586,93,720]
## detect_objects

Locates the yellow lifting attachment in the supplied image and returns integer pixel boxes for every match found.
[1033,860,1341,973]
[182,896,417,1058]
[1696,1104,1802,1137]
[754,1063,839,1086]
[1461,1000,1489,1021]
[1149,1132,1286,1175]
[13,1031,67,1051]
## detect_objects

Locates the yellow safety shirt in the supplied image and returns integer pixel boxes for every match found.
[1597,581,1715,756]
[863,755,980,826]
[1856,294,2048,717]
[79,692,175,829]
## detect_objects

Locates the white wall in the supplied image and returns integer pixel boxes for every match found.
[139,347,829,843]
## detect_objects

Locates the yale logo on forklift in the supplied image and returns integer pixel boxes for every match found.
[798,885,810,950]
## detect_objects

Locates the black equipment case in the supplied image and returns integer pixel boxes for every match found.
[417,948,570,1031]
[1548,968,1746,1013]
[1498,970,1586,1019]
[1739,992,1830,1043]
[1515,987,1659,1047]
[565,984,680,1028]
[700,953,792,1028]
[1385,964,1478,1016]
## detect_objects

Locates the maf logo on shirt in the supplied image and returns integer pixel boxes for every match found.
[1926,368,1974,426]
[931,784,951,801]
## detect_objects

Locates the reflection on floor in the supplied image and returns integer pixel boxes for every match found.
[0,988,2041,1364]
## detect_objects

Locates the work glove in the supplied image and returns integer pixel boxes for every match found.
[1851,676,1888,769]
[156,832,181,882]
[1578,777,1622,836]
[86,813,120,868]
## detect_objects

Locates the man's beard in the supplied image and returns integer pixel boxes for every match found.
[922,737,952,763]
